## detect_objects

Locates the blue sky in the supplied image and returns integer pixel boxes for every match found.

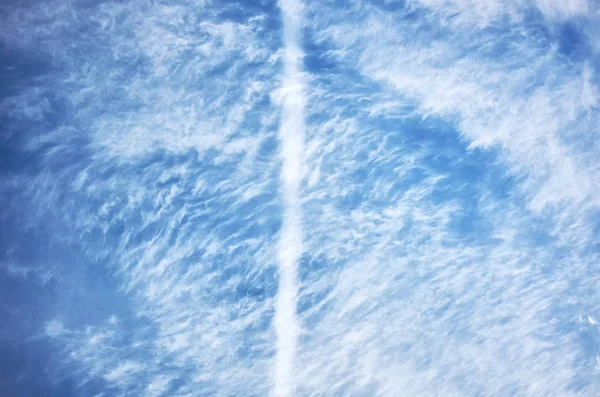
[1,0,600,396]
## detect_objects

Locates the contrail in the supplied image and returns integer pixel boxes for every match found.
[273,0,305,396]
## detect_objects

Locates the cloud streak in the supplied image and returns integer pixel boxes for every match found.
[273,0,306,395]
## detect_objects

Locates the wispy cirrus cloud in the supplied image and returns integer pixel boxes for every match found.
[2,0,600,396]
[310,0,600,221]
[2,0,283,395]
[292,0,600,395]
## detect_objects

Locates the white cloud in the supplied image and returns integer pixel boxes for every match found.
[312,0,600,223]
[272,0,307,395]
[105,361,144,382]
[6,0,600,396]
[536,0,589,20]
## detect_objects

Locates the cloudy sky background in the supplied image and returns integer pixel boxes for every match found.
[2,0,600,396]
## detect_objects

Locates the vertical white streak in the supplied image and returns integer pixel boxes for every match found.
[274,0,305,396]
